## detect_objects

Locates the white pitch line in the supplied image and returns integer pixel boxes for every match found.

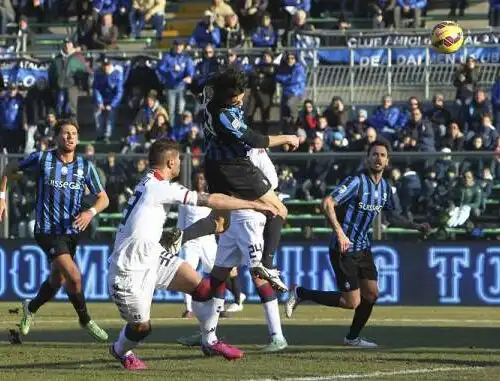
[1,317,500,325]
[245,366,483,381]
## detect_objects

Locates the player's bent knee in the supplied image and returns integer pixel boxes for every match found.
[191,273,227,302]
[126,322,152,341]
[278,203,288,220]
[363,292,379,304]
[254,281,276,303]
[343,293,361,309]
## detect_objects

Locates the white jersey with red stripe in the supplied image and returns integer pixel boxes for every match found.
[110,169,198,272]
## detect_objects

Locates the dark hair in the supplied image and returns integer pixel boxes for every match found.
[409,96,419,105]
[367,140,391,156]
[210,68,247,104]
[54,119,79,136]
[148,139,180,167]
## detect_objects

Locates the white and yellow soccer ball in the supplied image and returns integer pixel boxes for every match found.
[431,21,464,54]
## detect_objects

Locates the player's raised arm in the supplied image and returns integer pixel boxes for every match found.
[322,176,360,254]
[197,192,277,215]
[383,185,431,233]
[239,127,299,151]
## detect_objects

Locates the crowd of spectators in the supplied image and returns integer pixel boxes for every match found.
[1,0,499,238]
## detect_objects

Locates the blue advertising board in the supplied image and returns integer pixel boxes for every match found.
[296,31,500,65]
[1,241,499,305]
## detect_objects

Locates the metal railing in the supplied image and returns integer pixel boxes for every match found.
[3,45,499,106]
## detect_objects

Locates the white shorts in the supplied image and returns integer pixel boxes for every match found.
[215,218,265,268]
[108,240,184,323]
[180,235,217,274]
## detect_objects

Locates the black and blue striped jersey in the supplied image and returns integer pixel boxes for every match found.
[18,150,104,235]
[329,171,396,253]
[201,87,251,162]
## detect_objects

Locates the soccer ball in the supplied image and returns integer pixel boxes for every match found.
[431,21,464,54]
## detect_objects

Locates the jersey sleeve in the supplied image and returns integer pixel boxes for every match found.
[219,109,248,140]
[156,182,198,206]
[18,151,41,172]
[330,176,360,205]
[85,162,105,195]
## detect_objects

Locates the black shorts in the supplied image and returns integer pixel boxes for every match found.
[204,157,272,200]
[35,234,80,262]
[329,249,378,292]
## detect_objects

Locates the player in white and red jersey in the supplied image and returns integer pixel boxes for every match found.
[178,172,218,317]
[178,148,288,352]
[108,140,277,370]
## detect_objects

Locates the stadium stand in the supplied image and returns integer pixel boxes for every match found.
[0,0,499,243]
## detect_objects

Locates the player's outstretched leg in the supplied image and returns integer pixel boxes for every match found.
[285,284,377,348]
[55,254,108,342]
[285,284,347,319]
[20,265,64,335]
[110,323,149,370]
[253,276,287,353]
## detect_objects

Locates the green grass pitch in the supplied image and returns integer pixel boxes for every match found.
[0,302,499,380]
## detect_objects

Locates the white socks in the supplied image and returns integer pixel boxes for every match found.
[262,299,283,338]
[185,293,193,312]
[192,298,224,345]
[114,325,138,357]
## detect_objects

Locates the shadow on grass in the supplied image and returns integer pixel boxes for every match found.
[6,324,500,347]
[1,324,500,370]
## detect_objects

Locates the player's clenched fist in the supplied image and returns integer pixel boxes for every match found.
[285,135,300,151]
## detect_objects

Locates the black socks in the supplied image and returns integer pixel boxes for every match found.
[296,287,343,307]
[67,292,91,325]
[181,216,218,244]
[346,298,375,340]
[262,215,285,268]
[28,280,60,313]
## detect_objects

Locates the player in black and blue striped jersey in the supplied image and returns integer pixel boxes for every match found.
[171,68,299,293]
[0,119,110,342]
[285,140,431,347]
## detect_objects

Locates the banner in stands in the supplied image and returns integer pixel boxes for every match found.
[0,58,50,88]
[297,30,500,65]
[1,241,500,305]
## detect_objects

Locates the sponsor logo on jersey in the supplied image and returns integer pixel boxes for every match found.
[358,202,383,212]
[49,179,82,190]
